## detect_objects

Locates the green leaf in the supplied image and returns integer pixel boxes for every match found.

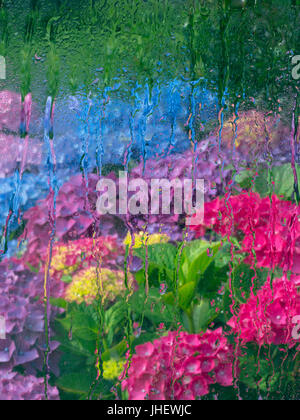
[235,169,253,190]
[237,164,298,200]
[238,356,260,389]
[129,288,180,326]
[182,241,221,284]
[271,164,297,199]
[178,281,197,310]
[71,313,98,341]
[192,299,217,333]
[59,352,89,374]
[181,240,209,264]
[133,243,177,271]
[58,305,99,342]
[164,281,197,311]
[232,263,269,303]
[57,336,95,358]
[214,241,235,268]
[50,297,68,309]
[133,243,178,289]
[104,301,127,346]
[198,261,227,298]
[57,371,96,395]
[102,341,128,362]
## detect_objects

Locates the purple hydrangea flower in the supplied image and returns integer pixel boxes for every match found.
[0,370,59,400]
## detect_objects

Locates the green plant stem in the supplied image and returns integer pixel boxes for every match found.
[185,307,195,334]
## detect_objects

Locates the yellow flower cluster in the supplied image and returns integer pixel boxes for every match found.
[123,232,170,249]
[65,267,130,305]
[103,360,125,380]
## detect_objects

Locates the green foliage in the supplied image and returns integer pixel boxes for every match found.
[231,263,270,303]
[0,6,8,55]
[51,230,299,400]
[52,277,179,398]
[52,237,231,398]
[53,301,121,399]
[133,243,178,271]
[132,239,230,331]
[2,0,298,105]
[20,44,32,99]
[236,163,300,201]
[133,240,222,310]
[238,345,299,399]
[47,45,60,98]
[181,240,221,283]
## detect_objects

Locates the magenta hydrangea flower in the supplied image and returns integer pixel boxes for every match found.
[0,370,59,400]
[189,192,300,274]
[122,329,234,400]
[228,277,300,347]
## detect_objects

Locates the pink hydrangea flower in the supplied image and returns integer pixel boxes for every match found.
[122,329,234,400]
[0,90,42,178]
[227,277,300,347]
[49,236,124,281]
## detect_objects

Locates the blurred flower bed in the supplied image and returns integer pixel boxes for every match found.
[0,88,299,400]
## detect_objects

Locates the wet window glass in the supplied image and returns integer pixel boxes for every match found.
[0,0,299,401]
